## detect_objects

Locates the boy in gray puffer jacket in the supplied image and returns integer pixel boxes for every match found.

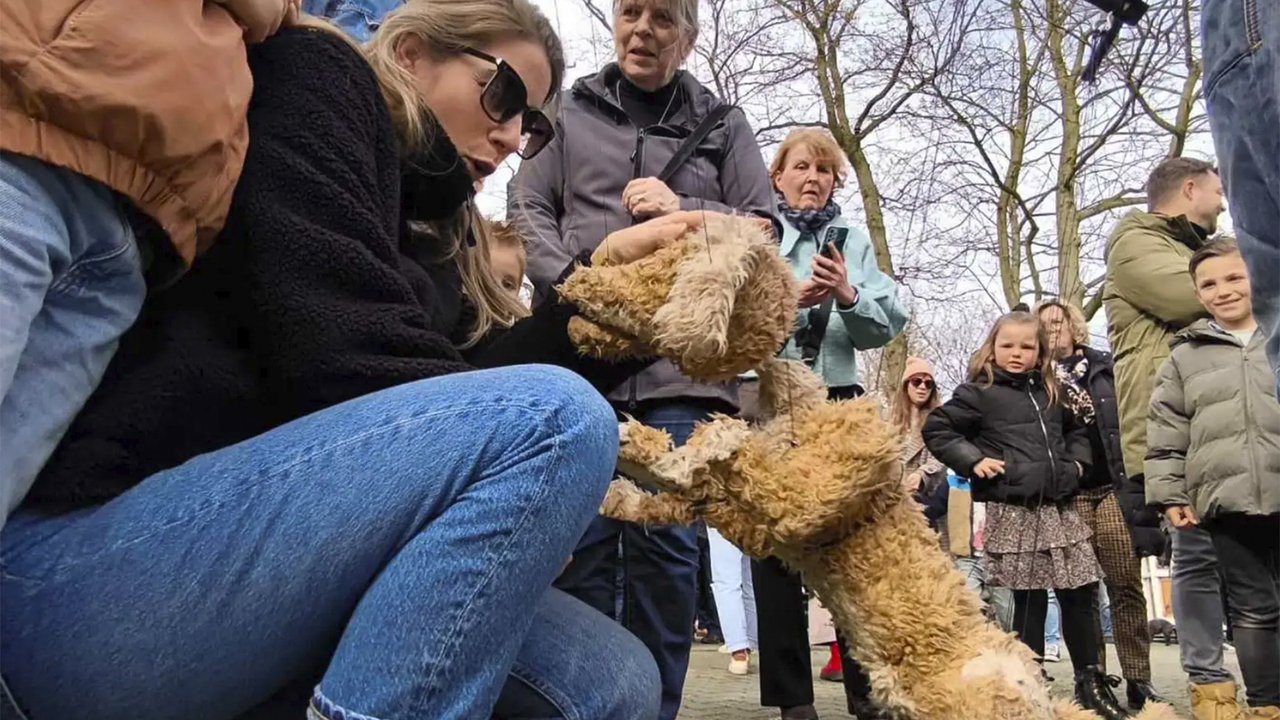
[1146,236,1280,717]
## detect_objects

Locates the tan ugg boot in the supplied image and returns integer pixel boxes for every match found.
[1243,706,1280,719]
[1190,682,1242,720]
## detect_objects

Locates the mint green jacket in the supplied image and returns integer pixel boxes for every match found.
[776,214,909,388]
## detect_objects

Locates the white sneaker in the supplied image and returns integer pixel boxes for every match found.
[718,644,731,654]
[729,650,751,675]
[1044,645,1061,662]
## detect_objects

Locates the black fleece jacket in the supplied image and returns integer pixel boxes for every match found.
[31,29,645,509]
[922,369,1091,506]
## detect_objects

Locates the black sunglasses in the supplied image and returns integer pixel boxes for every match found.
[908,377,935,390]
[462,47,555,160]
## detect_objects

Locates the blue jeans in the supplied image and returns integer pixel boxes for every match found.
[1203,0,1280,394]
[302,0,402,41]
[1045,590,1062,648]
[954,556,1014,632]
[556,403,711,720]
[0,153,145,529]
[1,366,659,720]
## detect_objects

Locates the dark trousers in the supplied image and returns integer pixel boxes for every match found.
[556,402,712,720]
[1207,513,1280,707]
[752,556,874,710]
[696,521,722,637]
[1012,583,1101,673]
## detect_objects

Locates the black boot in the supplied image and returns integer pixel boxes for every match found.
[1074,666,1131,719]
[848,698,888,720]
[1125,680,1167,710]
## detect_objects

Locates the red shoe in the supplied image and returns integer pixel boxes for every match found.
[819,643,843,682]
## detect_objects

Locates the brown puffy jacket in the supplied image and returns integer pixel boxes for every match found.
[0,1,252,283]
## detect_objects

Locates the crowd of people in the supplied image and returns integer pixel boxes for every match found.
[0,1,1275,720]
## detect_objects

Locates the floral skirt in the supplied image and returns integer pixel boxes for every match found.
[984,502,1103,590]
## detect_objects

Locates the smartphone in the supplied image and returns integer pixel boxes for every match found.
[820,227,848,259]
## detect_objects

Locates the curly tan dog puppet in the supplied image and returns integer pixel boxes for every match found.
[601,359,1179,720]
[558,213,797,382]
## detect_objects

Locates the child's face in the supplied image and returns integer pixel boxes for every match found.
[1194,252,1252,326]
[489,244,525,300]
[993,321,1040,374]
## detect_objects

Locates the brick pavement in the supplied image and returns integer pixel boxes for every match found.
[679,641,1242,718]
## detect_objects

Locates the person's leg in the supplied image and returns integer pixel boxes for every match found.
[1013,589,1049,658]
[1044,591,1062,657]
[1207,514,1280,708]
[838,635,881,716]
[741,551,759,651]
[555,516,624,621]
[1092,493,1160,709]
[493,588,661,720]
[1171,526,1235,685]
[1057,584,1103,674]
[1,365,619,720]
[752,557,815,709]
[618,403,707,720]
[708,526,750,654]
[1202,0,1280,393]
[695,522,723,641]
[0,153,145,527]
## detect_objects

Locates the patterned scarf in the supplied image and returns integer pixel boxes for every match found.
[1054,353,1096,425]
[776,192,842,236]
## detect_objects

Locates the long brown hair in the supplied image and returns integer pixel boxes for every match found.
[967,311,1060,406]
[890,366,940,435]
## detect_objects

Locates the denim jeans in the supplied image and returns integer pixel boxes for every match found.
[954,556,1014,631]
[1,365,659,720]
[0,153,145,529]
[1206,514,1280,707]
[1045,590,1062,648]
[302,0,402,41]
[1203,0,1280,394]
[1171,526,1235,685]
[556,402,712,720]
[707,526,758,653]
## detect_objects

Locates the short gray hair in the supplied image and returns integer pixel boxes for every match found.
[615,0,699,41]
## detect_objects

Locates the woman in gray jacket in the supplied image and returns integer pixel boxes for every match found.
[506,0,773,717]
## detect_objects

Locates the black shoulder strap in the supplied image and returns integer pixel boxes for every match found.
[657,104,736,184]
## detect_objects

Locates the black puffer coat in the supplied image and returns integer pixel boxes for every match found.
[1064,347,1167,556]
[923,369,1091,506]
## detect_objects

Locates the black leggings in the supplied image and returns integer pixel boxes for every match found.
[1012,583,1100,672]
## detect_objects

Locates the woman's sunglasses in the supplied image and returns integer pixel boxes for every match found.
[908,377,935,390]
[462,48,555,160]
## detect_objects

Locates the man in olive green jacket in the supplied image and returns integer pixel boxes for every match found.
[1146,238,1280,716]
[1104,158,1223,528]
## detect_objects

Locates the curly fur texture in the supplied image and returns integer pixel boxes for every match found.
[600,359,1182,720]
[559,214,797,381]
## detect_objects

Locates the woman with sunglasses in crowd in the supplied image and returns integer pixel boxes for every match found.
[506,1,774,717]
[0,1,713,717]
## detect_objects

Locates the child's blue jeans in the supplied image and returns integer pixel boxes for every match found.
[1,366,660,719]
[0,153,145,529]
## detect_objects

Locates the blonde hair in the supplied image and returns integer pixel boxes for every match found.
[1032,298,1090,348]
[889,372,940,435]
[307,0,563,345]
[967,311,1060,406]
[769,129,848,189]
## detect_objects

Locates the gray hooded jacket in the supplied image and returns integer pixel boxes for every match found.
[1145,320,1280,519]
[507,64,774,409]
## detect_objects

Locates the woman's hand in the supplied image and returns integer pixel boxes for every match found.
[1164,505,1199,530]
[972,457,1006,480]
[591,211,707,265]
[216,0,300,43]
[903,471,923,493]
[797,279,832,309]
[622,177,681,219]
[810,247,858,306]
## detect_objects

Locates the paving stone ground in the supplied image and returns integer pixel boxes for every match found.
[679,640,1243,719]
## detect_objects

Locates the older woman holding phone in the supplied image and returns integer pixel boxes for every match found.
[506,0,773,717]
[740,128,907,720]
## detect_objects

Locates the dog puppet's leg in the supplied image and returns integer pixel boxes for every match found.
[600,478,697,526]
